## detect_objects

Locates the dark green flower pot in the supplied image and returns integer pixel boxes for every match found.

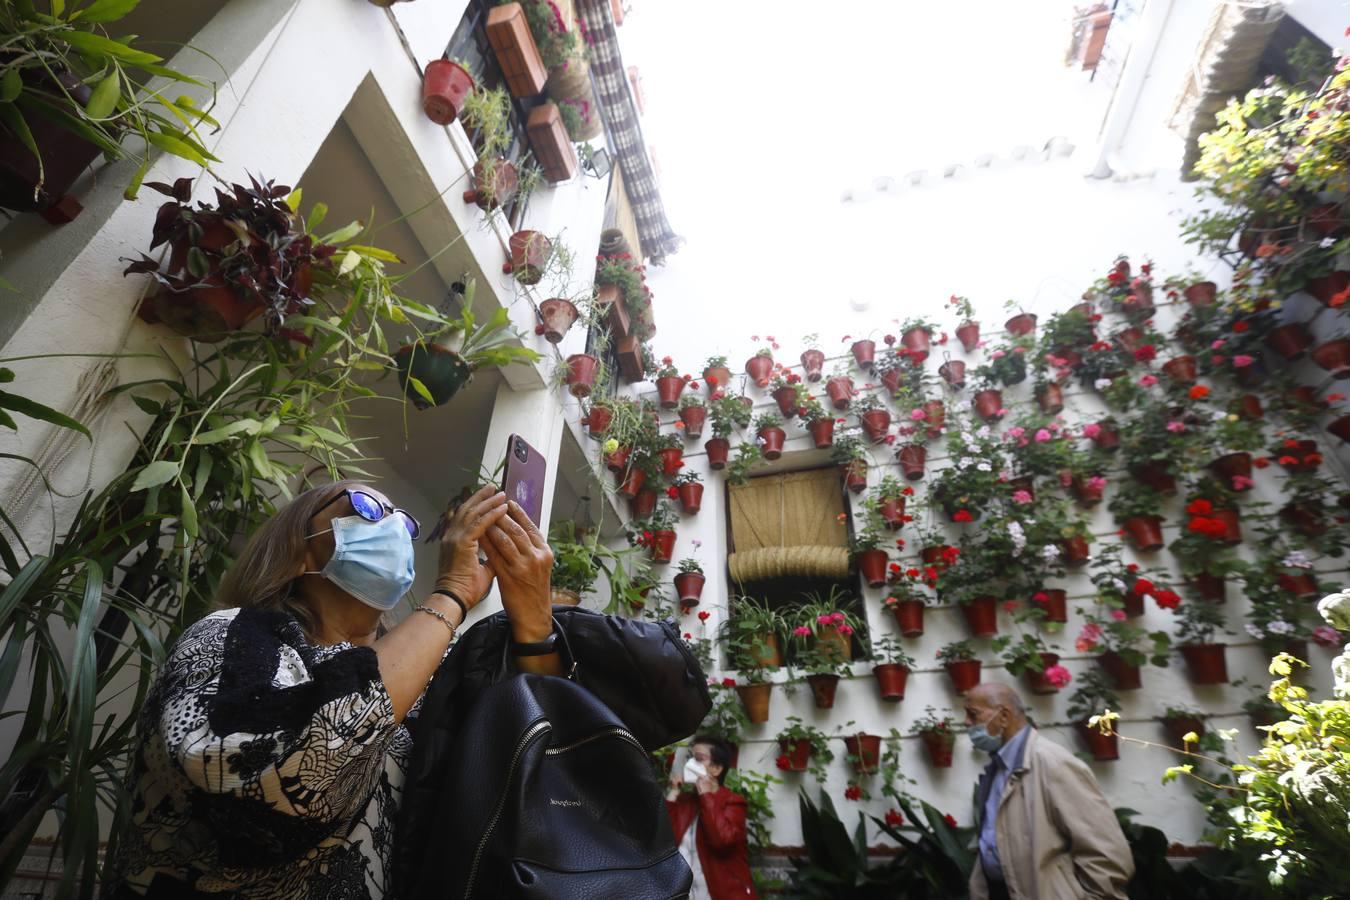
[394,341,472,409]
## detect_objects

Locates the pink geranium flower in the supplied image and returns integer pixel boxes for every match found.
[1034,428,1052,442]
[1087,475,1108,491]
[1166,420,1186,433]
[1232,354,1255,368]
[1082,423,1101,439]
[1043,665,1072,688]
[910,408,927,421]
[1139,374,1158,387]
[793,626,812,637]
[1012,490,1034,505]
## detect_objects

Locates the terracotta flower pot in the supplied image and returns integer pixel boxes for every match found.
[843,733,882,774]
[922,400,946,438]
[778,738,813,772]
[422,58,475,124]
[920,545,948,566]
[1307,271,1350,305]
[745,355,774,387]
[841,459,868,494]
[851,339,876,370]
[808,417,835,449]
[800,349,825,381]
[1210,452,1252,490]
[1054,346,1085,369]
[656,375,685,409]
[705,437,730,470]
[897,443,927,481]
[1059,534,1091,566]
[1129,463,1176,495]
[703,365,732,392]
[1091,423,1120,451]
[586,405,613,438]
[550,587,581,606]
[826,376,854,410]
[869,664,909,703]
[674,571,705,604]
[1330,415,1350,443]
[1113,326,1145,354]
[857,548,888,588]
[629,487,657,519]
[1122,590,1145,618]
[1005,312,1037,336]
[616,465,646,500]
[1180,644,1228,685]
[507,230,551,285]
[648,530,677,564]
[1281,501,1323,537]
[901,327,931,362]
[944,659,982,695]
[920,730,956,768]
[736,683,772,724]
[1311,338,1350,380]
[1023,652,1063,695]
[758,426,786,460]
[677,483,703,515]
[1183,281,1217,307]
[678,405,707,439]
[956,321,981,352]
[1234,394,1264,419]
[148,279,265,341]
[604,445,631,473]
[1277,572,1318,599]
[860,409,891,443]
[1098,651,1142,691]
[1071,476,1103,507]
[1162,715,1205,748]
[393,341,473,409]
[1122,283,1155,319]
[878,366,903,396]
[1036,383,1064,415]
[807,673,840,709]
[772,386,799,418]
[659,447,684,476]
[1192,572,1226,603]
[1212,507,1242,545]
[1265,323,1312,361]
[879,496,907,530]
[1123,515,1164,552]
[464,156,520,210]
[973,389,1004,421]
[1032,589,1068,623]
[960,596,998,637]
[538,298,579,343]
[939,359,966,388]
[1075,722,1120,761]
[751,633,783,668]
[890,599,925,637]
[1160,355,1197,384]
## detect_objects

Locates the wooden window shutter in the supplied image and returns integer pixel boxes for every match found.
[727,469,850,583]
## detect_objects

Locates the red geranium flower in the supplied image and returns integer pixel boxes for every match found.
[698,610,711,621]
[952,509,973,523]
[721,677,736,687]
[885,809,904,827]
[1188,385,1210,400]
[1153,590,1181,610]
[1253,456,1270,469]
[775,755,792,770]
[666,486,679,499]
[944,814,958,827]
[1133,345,1157,363]
[1132,578,1156,597]
[1185,499,1213,515]
[1233,320,1250,333]
[844,785,863,801]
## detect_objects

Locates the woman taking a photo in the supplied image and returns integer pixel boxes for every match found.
[107,480,557,898]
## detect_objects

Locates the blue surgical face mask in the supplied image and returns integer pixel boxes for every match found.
[306,514,415,611]
[968,712,1006,754]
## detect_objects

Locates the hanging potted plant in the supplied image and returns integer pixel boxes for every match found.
[547,520,602,606]
[422,57,476,124]
[874,476,913,530]
[1004,304,1038,336]
[753,411,787,460]
[702,354,733,394]
[897,441,927,481]
[969,355,1016,422]
[769,372,804,418]
[830,433,869,493]
[562,352,601,398]
[504,229,556,284]
[727,672,772,725]
[938,354,967,389]
[671,471,703,515]
[799,334,827,381]
[705,393,751,469]
[996,633,1070,695]
[948,294,980,352]
[883,573,929,637]
[773,718,833,780]
[911,707,959,768]
[652,357,689,408]
[628,501,678,564]
[850,335,877,371]
[1058,520,1093,568]
[953,590,999,638]
[672,555,704,607]
[1084,417,1120,451]
[825,372,855,410]
[848,507,889,588]
[937,640,982,695]
[1175,600,1228,685]
[745,339,776,387]
[898,317,937,363]
[393,282,542,408]
[1310,335,1350,380]
[854,393,891,444]
[723,596,787,669]
[678,394,707,439]
[795,393,837,449]
[792,598,858,710]
[868,636,914,702]
[1068,671,1122,761]
[1108,481,1167,552]
[841,729,882,776]
[537,297,580,343]
[1076,609,1171,692]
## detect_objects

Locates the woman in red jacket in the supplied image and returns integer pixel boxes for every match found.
[665,736,760,900]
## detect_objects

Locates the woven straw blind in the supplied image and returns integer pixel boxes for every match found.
[727,469,849,583]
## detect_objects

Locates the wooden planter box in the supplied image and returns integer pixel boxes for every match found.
[527,103,578,183]
[615,335,645,382]
[486,3,548,98]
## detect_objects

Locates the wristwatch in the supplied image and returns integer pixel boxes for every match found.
[511,628,560,656]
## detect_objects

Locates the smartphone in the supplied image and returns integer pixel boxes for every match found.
[501,433,546,527]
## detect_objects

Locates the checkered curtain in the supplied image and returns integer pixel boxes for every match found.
[576,0,684,264]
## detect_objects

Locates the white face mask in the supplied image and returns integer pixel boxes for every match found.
[682,758,707,784]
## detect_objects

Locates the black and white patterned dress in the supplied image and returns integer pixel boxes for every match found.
[108,607,411,899]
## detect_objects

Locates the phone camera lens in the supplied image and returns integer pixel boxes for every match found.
[514,440,527,461]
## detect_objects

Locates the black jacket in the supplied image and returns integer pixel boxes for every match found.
[392,606,711,894]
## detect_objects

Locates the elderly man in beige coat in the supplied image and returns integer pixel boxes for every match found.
[964,683,1133,900]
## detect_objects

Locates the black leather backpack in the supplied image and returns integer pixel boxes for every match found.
[394,608,711,899]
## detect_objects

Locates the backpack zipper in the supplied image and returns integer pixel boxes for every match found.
[543,726,643,756]
[465,719,552,899]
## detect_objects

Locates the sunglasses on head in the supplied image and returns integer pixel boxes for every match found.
[315,488,421,539]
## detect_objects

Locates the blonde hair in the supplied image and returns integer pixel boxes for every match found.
[214,479,361,639]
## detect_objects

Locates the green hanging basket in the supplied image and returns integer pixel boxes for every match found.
[394,341,473,409]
